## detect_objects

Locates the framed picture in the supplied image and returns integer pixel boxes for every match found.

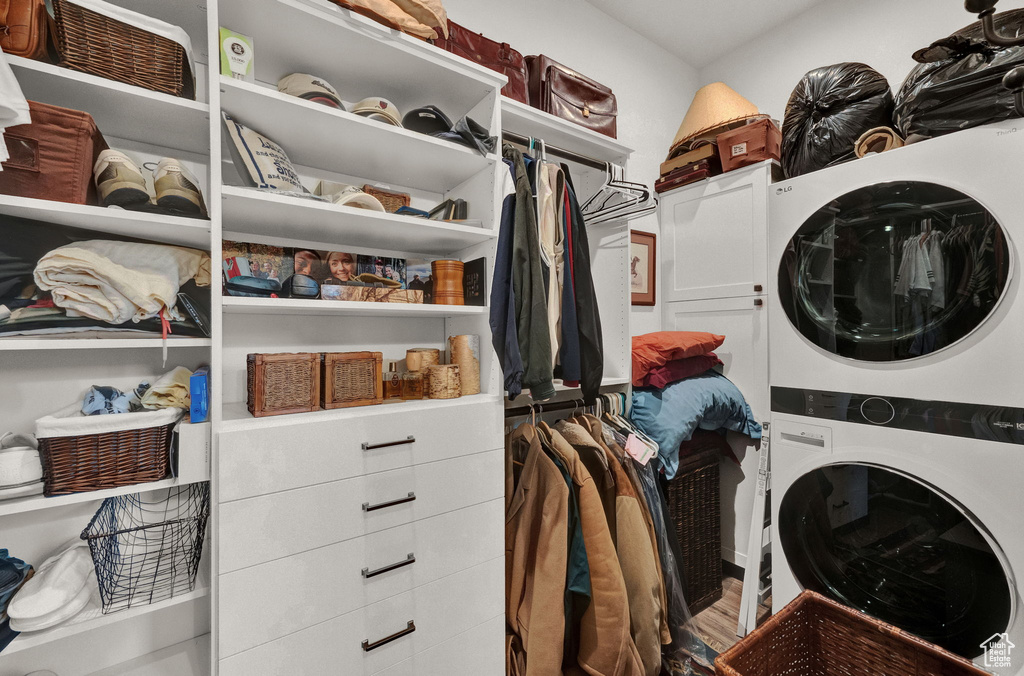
[630,230,656,306]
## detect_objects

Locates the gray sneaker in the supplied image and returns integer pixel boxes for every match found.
[94,149,152,207]
[154,158,206,216]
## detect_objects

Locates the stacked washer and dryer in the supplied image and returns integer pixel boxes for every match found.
[767,119,1024,673]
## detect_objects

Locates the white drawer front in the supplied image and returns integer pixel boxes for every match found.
[218,449,502,573]
[219,498,504,657]
[373,615,504,676]
[219,401,502,502]
[218,556,504,676]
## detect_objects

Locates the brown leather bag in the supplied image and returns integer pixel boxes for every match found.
[0,0,49,59]
[434,20,528,104]
[526,55,617,138]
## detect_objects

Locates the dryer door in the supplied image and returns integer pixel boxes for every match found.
[779,181,1012,361]
[779,462,1014,658]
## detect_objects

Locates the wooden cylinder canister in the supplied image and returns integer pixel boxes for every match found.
[406,347,440,373]
[448,334,480,396]
[431,260,464,305]
[425,364,461,399]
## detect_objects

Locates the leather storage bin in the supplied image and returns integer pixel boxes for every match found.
[0,0,49,59]
[434,20,528,104]
[717,118,781,173]
[0,100,108,205]
[526,55,617,138]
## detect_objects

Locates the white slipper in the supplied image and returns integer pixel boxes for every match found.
[7,541,95,632]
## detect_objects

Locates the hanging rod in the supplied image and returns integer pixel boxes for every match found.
[501,130,607,171]
[504,398,587,419]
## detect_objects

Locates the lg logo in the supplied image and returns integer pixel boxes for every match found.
[776,186,793,195]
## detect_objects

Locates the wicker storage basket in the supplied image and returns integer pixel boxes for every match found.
[51,0,196,99]
[666,437,724,615]
[321,351,383,409]
[81,482,209,613]
[715,590,990,676]
[35,404,180,496]
[362,185,410,213]
[247,352,321,417]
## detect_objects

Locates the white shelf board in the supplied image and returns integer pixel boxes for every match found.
[220,78,498,193]
[8,56,210,155]
[2,586,209,655]
[505,376,631,406]
[220,392,501,432]
[0,337,211,351]
[220,186,496,255]
[87,634,211,676]
[501,98,633,165]
[0,477,201,518]
[222,296,487,318]
[0,195,211,249]
[218,0,503,118]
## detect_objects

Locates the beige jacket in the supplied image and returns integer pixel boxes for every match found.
[541,423,645,676]
[506,425,568,675]
[564,418,665,676]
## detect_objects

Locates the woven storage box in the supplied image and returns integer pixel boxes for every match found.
[715,590,990,676]
[321,351,383,410]
[247,352,320,417]
[35,404,179,496]
[0,100,107,205]
[362,185,410,213]
[666,439,723,615]
[51,0,196,99]
[81,482,209,614]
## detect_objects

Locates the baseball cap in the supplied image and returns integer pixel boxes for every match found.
[402,105,453,135]
[352,97,403,127]
[327,184,385,211]
[277,73,345,109]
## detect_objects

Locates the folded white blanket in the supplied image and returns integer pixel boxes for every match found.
[34,240,211,324]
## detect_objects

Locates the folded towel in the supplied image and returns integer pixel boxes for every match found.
[140,366,192,410]
[7,540,94,632]
[34,241,210,324]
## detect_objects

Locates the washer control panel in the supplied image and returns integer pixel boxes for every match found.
[772,387,1024,445]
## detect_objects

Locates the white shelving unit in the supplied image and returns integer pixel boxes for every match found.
[221,297,488,317]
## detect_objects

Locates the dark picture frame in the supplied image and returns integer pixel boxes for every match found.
[630,230,656,306]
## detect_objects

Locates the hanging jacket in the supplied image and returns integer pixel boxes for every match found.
[490,160,525,398]
[566,181,604,404]
[559,183,583,388]
[504,143,555,400]
[541,423,645,676]
[506,425,569,675]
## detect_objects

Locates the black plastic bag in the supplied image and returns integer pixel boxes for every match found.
[894,10,1024,140]
[782,63,893,178]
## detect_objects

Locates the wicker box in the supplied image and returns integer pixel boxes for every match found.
[666,441,723,615]
[716,591,990,676]
[321,352,383,410]
[35,404,179,495]
[51,0,196,99]
[247,353,320,418]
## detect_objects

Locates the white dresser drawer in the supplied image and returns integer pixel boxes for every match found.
[218,449,502,572]
[219,498,504,658]
[218,400,502,502]
[372,615,504,676]
[218,556,504,676]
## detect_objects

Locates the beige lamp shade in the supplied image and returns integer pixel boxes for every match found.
[669,82,761,156]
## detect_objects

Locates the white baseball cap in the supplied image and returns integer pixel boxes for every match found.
[326,184,385,211]
[351,97,403,127]
[277,73,345,109]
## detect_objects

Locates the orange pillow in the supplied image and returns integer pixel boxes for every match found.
[632,331,725,386]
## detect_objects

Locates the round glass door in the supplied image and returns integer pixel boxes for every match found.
[779,463,1013,658]
[779,181,1012,361]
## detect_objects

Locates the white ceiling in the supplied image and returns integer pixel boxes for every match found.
[585,0,828,68]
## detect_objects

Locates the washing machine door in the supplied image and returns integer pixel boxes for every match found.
[779,462,1014,658]
[779,181,1012,361]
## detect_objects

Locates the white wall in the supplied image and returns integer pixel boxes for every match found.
[442,0,700,336]
[699,0,1017,122]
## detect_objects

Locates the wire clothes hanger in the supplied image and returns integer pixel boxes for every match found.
[581,162,658,225]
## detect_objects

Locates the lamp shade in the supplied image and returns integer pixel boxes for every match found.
[669,82,760,156]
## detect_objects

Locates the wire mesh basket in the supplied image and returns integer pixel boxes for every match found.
[80,482,210,614]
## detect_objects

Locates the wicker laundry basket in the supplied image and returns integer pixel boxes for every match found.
[666,439,723,615]
[36,404,180,495]
[715,591,991,676]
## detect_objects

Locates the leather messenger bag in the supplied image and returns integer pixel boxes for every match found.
[0,0,49,59]
[434,20,529,104]
[526,55,617,138]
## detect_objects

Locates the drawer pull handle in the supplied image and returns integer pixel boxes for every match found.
[362,620,416,652]
[362,435,415,450]
[362,553,416,578]
[363,492,416,512]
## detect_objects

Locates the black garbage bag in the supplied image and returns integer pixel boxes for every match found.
[782,62,893,178]
[894,9,1024,140]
